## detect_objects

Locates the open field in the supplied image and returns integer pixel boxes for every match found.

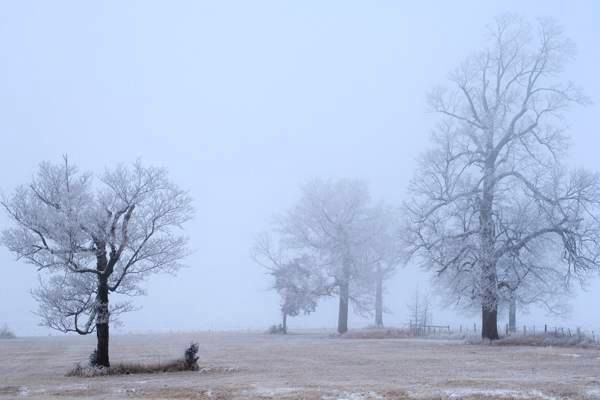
[2,331,600,399]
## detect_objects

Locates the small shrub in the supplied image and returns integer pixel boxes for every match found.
[89,349,98,367]
[0,324,16,339]
[184,343,200,371]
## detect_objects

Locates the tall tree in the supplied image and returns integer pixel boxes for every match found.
[403,15,600,339]
[1,158,193,366]
[362,205,403,328]
[265,179,378,334]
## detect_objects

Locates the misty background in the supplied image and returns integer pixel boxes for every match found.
[0,1,598,336]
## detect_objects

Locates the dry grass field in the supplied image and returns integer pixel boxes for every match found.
[2,331,600,399]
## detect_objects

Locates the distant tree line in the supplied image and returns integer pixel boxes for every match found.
[255,15,600,339]
[253,179,403,334]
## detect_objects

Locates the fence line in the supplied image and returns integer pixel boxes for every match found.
[404,322,599,343]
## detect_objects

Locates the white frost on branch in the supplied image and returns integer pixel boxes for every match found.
[1,157,193,334]
[254,179,403,328]
[403,15,600,334]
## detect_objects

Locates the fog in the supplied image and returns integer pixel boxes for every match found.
[0,1,598,337]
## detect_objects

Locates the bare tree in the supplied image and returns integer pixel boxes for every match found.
[407,288,432,336]
[363,205,403,328]
[262,179,380,334]
[1,157,193,366]
[497,247,571,333]
[403,15,600,339]
[253,234,331,333]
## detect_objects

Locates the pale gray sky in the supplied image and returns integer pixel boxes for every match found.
[0,1,599,336]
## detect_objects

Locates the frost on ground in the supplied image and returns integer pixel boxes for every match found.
[443,388,559,400]
[322,391,385,400]
[1,331,600,399]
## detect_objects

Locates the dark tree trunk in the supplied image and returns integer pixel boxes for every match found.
[337,280,349,334]
[480,154,499,341]
[95,243,111,368]
[374,264,384,328]
[480,260,499,340]
[95,275,110,367]
[482,305,499,340]
[508,292,517,334]
[282,312,288,334]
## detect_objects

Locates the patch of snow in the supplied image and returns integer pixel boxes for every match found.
[249,387,384,400]
[444,388,558,400]
[586,388,600,398]
[198,366,238,374]
[323,391,384,400]
[17,386,48,397]
[250,386,304,396]
[56,383,89,391]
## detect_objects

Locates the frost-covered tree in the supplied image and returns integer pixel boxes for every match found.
[253,237,330,333]
[403,15,600,340]
[262,179,380,334]
[361,205,403,328]
[434,246,571,334]
[497,247,571,333]
[1,157,193,366]
[273,258,323,333]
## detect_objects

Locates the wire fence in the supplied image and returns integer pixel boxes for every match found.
[407,322,600,343]
[503,324,600,343]
[408,321,451,336]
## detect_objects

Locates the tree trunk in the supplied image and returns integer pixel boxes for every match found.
[337,280,349,334]
[374,265,384,328]
[480,259,499,340]
[480,155,499,340]
[95,275,110,367]
[508,292,517,334]
[482,304,499,340]
[282,312,288,334]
